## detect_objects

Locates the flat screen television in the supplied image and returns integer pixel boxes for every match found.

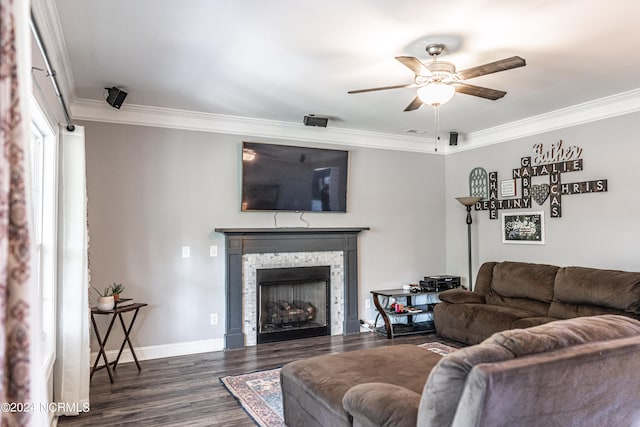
[241,141,349,212]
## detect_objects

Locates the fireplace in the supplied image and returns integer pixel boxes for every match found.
[257,266,330,343]
[215,227,368,349]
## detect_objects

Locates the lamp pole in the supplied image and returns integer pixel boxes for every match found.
[455,197,482,291]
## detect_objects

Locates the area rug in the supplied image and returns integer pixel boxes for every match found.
[220,342,457,427]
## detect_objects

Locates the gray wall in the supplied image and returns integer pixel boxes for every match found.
[445,112,640,284]
[83,121,446,350]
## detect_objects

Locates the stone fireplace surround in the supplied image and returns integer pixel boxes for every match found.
[245,252,342,346]
[215,227,368,349]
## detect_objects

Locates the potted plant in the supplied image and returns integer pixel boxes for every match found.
[111,282,125,302]
[93,286,115,311]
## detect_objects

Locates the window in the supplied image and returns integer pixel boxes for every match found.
[30,98,57,374]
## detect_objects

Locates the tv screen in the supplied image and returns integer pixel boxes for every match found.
[241,142,348,212]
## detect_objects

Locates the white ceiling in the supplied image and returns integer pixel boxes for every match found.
[41,0,640,152]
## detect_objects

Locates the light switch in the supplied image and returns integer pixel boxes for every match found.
[210,245,218,257]
[182,246,190,258]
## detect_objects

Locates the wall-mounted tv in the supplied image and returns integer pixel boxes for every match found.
[241,141,349,212]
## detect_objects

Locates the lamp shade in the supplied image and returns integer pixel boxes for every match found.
[417,83,455,106]
[455,196,482,207]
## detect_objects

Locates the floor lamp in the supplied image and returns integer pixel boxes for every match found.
[455,196,482,291]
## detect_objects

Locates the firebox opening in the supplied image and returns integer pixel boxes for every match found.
[257,266,331,344]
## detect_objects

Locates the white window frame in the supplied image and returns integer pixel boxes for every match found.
[30,97,58,377]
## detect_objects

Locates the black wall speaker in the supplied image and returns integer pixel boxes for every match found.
[449,131,459,146]
[303,115,328,127]
[106,87,128,109]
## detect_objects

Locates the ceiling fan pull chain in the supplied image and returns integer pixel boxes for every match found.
[434,105,440,152]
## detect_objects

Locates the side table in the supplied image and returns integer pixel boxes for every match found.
[90,301,148,383]
[370,289,440,339]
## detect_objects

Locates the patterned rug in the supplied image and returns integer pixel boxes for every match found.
[220,342,457,427]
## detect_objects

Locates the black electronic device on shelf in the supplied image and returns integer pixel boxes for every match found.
[419,275,461,292]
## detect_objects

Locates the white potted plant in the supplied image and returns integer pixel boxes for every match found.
[94,286,115,311]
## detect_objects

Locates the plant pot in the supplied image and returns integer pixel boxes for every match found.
[97,296,115,311]
[113,293,120,302]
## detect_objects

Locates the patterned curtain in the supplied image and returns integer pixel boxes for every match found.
[0,0,32,425]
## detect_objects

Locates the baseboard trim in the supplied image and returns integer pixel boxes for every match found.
[90,338,225,365]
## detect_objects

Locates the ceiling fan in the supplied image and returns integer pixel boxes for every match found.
[348,44,526,111]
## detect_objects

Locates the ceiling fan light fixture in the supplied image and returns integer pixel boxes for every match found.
[417,83,455,106]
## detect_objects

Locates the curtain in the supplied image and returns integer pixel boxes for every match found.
[53,127,90,416]
[0,0,40,425]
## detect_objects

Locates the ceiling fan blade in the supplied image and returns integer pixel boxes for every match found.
[455,83,507,100]
[348,83,414,94]
[403,96,423,112]
[395,56,432,76]
[457,56,526,80]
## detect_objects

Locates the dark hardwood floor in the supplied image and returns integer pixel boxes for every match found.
[57,331,459,426]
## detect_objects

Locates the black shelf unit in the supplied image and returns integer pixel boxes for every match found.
[370,289,440,338]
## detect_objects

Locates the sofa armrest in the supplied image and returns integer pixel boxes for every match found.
[343,382,420,427]
[438,289,485,304]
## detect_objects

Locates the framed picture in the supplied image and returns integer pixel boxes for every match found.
[500,179,517,198]
[501,211,545,244]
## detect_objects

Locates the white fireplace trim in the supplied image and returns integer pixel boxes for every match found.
[242,251,345,346]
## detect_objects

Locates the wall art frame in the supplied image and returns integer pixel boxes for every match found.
[501,211,545,244]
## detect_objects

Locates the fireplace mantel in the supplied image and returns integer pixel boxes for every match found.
[215,227,369,349]
[215,227,369,235]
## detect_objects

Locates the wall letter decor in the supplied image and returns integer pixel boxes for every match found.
[476,140,608,219]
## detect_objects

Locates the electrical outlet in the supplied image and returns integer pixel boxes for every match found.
[182,246,190,258]
[210,245,218,257]
[365,299,371,309]
[210,313,219,325]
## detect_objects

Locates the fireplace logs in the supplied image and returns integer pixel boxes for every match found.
[263,300,317,327]
[293,300,317,320]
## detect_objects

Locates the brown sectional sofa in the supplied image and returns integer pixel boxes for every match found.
[282,315,640,426]
[281,344,444,427]
[434,261,640,345]
[280,261,640,426]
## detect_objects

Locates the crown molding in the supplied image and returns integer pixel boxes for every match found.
[462,88,640,152]
[71,88,640,154]
[70,99,439,153]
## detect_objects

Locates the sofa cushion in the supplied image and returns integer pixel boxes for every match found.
[510,316,557,329]
[485,294,549,316]
[418,342,514,427]
[485,314,640,357]
[434,302,540,345]
[343,383,420,427]
[490,261,558,303]
[437,289,485,304]
[473,261,497,295]
[548,300,632,319]
[433,303,488,345]
[552,266,640,314]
